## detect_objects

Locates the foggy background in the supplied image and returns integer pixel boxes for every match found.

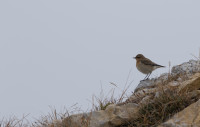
[0,0,200,119]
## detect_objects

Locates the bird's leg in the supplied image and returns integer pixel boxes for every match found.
[143,74,149,80]
[146,72,152,79]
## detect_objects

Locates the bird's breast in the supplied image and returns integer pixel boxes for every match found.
[136,61,153,74]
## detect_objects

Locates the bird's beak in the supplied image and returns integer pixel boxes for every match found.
[133,57,136,59]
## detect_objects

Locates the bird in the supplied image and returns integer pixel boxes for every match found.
[133,54,165,80]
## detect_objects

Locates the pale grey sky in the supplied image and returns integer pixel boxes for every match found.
[0,0,200,119]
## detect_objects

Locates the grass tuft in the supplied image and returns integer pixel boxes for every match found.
[120,89,200,127]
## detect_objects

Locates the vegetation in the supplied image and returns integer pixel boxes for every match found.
[0,77,131,127]
[120,89,200,127]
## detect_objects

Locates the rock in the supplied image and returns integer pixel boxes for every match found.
[187,90,200,99]
[134,73,169,92]
[124,88,157,104]
[134,79,156,92]
[62,113,91,127]
[171,60,200,76]
[63,103,139,127]
[158,99,200,127]
[168,81,180,87]
[139,95,154,104]
[178,73,200,93]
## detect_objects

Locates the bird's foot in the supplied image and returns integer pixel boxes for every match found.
[140,78,150,82]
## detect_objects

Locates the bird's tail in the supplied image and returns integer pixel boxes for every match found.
[157,64,165,67]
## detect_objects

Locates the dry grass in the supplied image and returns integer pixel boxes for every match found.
[120,61,200,127]
[0,70,134,127]
[0,105,86,127]
[191,48,200,61]
[91,83,131,111]
[91,70,133,111]
[0,70,133,127]
[120,88,200,127]
[2,87,199,127]
[0,115,29,127]
[31,105,85,127]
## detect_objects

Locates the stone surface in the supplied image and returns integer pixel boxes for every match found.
[63,103,139,127]
[134,79,156,92]
[124,88,156,104]
[178,73,200,93]
[171,60,200,76]
[134,73,169,92]
[158,99,200,127]
[63,113,91,127]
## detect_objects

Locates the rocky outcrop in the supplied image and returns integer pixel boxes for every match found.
[178,73,200,93]
[171,60,200,76]
[125,60,200,105]
[158,98,200,127]
[63,103,138,127]
[134,60,200,93]
[61,59,200,127]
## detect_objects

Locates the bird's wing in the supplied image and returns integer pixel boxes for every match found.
[141,59,165,67]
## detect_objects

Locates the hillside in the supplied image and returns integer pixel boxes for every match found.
[1,59,200,127]
[61,59,200,127]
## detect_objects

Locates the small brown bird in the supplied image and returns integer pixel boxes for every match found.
[133,54,165,80]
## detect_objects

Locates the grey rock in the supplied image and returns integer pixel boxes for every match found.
[134,79,156,92]
[134,73,169,92]
[171,60,200,76]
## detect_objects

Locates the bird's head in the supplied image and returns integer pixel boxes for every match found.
[133,54,145,60]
